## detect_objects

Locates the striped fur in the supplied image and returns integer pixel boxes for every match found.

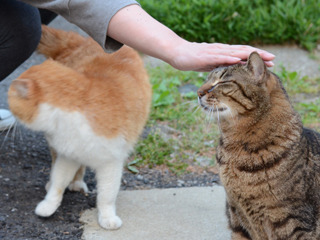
[198,52,320,239]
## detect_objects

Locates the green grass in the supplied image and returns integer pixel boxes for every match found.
[276,66,320,130]
[278,66,320,95]
[296,99,320,130]
[138,0,320,50]
[128,66,219,174]
[277,67,320,131]
[128,65,320,173]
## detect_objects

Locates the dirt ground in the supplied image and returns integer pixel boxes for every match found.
[0,126,219,240]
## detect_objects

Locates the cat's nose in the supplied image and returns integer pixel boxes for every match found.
[197,89,206,98]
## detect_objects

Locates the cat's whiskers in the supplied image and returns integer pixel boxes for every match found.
[11,122,17,150]
[204,106,214,130]
[178,99,201,115]
[209,106,215,123]
[180,100,197,106]
[192,105,201,115]
[220,102,236,125]
[205,108,213,132]
[203,108,209,123]
[188,101,202,114]
[0,121,16,150]
[15,122,23,141]
[201,105,209,130]
[12,122,24,151]
[215,104,225,137]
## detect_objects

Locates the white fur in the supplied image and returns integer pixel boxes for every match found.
[27,104,132,168]
[28,103,132,230]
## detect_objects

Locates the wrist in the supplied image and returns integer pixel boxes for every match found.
[156,36,191,69]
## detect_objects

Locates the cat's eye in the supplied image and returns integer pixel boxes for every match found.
[208,86,215,93]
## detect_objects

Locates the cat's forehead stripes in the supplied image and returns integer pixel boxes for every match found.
[207,67,228,85]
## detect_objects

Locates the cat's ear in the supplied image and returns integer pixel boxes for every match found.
[10,79,34,99]
[246,52,266,83]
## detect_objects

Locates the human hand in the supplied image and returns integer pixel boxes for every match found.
[168,41,275,72]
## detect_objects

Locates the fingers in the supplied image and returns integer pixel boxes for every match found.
[207,44,275,68]
[239,60,274,67]
[230,44,275,57]
[196,53,274,72]
[264,61,274,67]
[193,55,241,72]
[208,43,275,61]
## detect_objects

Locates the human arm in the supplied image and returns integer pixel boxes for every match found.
[23,0,274,71]
[107,4,275,71]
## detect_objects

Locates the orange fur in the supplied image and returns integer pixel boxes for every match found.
[9,25,152,143]
[7,26,152,230]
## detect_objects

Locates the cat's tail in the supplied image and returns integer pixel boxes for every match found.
[37,25,85,59]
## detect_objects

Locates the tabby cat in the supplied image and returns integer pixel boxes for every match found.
[8,25,151,230]
[198,52,320,239]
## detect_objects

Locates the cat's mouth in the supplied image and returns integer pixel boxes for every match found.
[198,97,227,113]
[200,102,227,113]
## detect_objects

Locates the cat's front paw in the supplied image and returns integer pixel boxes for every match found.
[68,180,88,193]
[98,215,122,230]
[35,199,60,217]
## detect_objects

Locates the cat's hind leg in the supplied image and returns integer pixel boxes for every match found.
[68,165,88,193]
[95,161,124,230]
[47,147,88,193]
[35,156,81,217]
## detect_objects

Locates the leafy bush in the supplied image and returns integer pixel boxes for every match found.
[138,0,320,50]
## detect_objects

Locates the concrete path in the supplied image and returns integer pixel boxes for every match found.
[80,186,231,240]
[259,45,320,78]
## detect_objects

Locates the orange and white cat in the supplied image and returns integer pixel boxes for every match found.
[8,26,151,230]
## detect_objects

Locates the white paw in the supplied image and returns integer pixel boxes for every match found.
[68,180,88,193]
[35,199,60,217]
[98,215,122,230]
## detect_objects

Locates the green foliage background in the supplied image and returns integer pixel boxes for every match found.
[138,0,320,50]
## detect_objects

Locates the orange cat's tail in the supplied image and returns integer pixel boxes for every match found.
[37,25,86,59]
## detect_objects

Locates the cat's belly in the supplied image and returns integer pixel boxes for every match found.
[29,103,133,168]
[46,132,132,168]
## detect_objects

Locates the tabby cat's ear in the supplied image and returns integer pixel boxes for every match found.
[246,52,266,83]
[11,79,34,99]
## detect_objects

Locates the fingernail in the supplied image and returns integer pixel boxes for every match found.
[266,52,275,58]
[266,61,274,67]
[262,52,275,58]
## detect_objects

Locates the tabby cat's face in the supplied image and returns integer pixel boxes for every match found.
[197,52,274,123]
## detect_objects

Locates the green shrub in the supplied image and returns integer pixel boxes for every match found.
[138,0,320,50]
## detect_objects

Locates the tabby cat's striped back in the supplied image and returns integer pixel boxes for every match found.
[198,52,320,239]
